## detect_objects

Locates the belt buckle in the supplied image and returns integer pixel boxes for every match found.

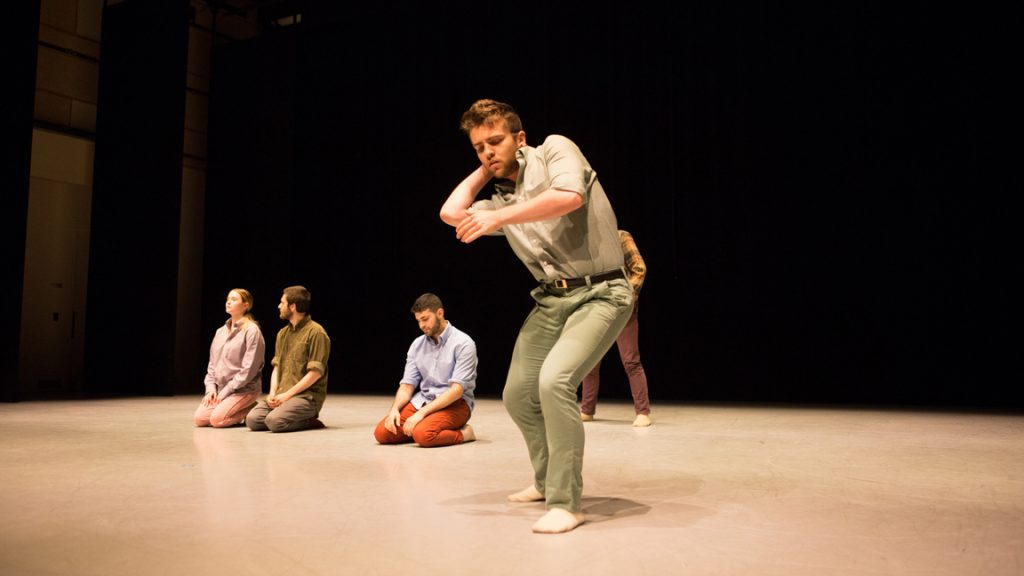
[553,279,569,290]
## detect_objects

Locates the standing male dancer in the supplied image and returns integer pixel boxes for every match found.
[441,99,633,533]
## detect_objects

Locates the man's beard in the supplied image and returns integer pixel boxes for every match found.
[427,321,444,339]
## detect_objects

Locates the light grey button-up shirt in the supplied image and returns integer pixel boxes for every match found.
[204,319,266,399]
[476,134,623,282]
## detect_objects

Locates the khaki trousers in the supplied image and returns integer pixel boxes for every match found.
[502,278,633,512]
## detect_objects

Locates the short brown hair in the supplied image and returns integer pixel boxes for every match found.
[282,285,311,313]
[411,293,444,314]
[459,99,523,134]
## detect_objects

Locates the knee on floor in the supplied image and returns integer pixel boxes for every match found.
[265,414,291,433]
[412,428,438,447]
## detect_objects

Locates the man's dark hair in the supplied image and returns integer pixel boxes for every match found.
[460,99,523,134]
[411,293,444,314]
[283,285,312,313]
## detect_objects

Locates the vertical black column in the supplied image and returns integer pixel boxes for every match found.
[85,0,189,396]
[1,1,41,402]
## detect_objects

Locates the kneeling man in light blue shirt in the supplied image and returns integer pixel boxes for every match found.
[373,293,477,447]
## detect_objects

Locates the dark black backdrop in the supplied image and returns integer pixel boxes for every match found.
[86,1,189,397]
[200,2,1016,409]
[3,0,40,401]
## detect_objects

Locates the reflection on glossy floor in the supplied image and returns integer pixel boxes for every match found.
[1,395,1022,575]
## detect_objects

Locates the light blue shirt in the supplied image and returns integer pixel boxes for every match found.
[401,322,477,411]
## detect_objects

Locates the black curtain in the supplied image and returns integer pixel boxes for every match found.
[1,0,41,401]
[201,27,300,391]
[85,0,189,396]
[203,2,1016,409]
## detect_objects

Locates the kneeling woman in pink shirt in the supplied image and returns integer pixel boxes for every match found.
[194,288,266,427]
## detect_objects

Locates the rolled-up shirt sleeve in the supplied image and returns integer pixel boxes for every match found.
[543,135,588,201]
[620,230,647,294]
[449,340,477,395]
[305,330,330,375]
[400,342,423,386]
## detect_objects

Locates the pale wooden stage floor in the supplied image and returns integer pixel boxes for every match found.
[1,395,1022,575]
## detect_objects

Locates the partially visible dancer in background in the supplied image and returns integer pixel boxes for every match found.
[580,230,652,427]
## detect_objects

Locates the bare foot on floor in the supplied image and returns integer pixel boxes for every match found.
[507,485,544,502]
[461,424,476,443]
[532,509,585,534]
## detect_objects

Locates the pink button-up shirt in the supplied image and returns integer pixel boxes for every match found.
[204,319,266,399]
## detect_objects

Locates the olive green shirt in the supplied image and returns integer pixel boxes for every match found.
[273,316,330,411]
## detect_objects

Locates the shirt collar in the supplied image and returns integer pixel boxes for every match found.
[515,143,534,163]
[515,146,531,182]
[431,321,453,346]
[289,315,311,332]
